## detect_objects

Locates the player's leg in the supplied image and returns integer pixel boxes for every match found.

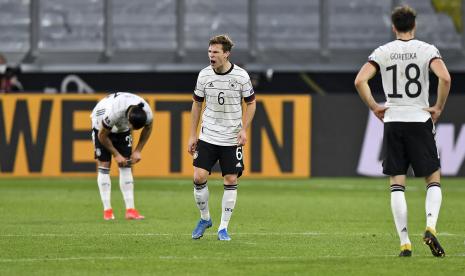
[193,167,211,221]
[390,175,411,256]
[217,174,238,241]
[406,119,444,256]
[217,146,244,241]
[191,140,217,239]
[383,122,411,256]
[114,131,144,220]
[425,170,441,232]
[423,170,444,257]
[92,129,114,220]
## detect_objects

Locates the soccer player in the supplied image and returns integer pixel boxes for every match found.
[188,34,256,241]
[354,6,451,257]
[91,92,153,220]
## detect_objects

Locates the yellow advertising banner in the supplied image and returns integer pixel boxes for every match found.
[0,94,311,178]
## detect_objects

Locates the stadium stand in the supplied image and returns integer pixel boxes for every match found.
[0,0,463,71]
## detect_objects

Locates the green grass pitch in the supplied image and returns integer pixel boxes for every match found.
[0,177,464,275]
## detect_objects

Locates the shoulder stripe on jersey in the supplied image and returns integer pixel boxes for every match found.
[199,74,248,81]
[203,125,239,135]
[368,60,380,72]
[205,93,242,99]
[227,73,248,79]
[203,113,242,120]
[206,106,242,114]
[205,100,241,105]
[205,88,241,93]
[205,80,240,84]
[202,129,232,139]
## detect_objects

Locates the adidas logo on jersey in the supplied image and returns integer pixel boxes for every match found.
[235,162,242,168]
[207,82,214,88]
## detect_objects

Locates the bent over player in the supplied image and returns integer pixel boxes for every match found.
[188,34,256,241]
[91,92,153,220]
[355,6,451,257]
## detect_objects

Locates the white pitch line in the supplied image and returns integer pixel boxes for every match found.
[1,254,465,263]
[0,232,463,237]
[0,256,138,263]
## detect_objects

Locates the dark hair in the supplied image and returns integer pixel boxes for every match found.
[391,5,416,33]
[128,103,147,130]
[209,34,234,52]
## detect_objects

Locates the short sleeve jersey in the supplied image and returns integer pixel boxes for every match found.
[368,39,441,122]
[193,64,255,146]
[91,92,153,133]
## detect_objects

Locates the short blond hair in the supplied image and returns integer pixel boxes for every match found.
[209,34,234,52]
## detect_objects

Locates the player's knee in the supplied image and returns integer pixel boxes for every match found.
[193,168,209,184]
[223,174,237,185]
[193,174,207,185]
[97,161,110,170]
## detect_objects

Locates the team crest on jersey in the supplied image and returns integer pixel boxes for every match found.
[95,148,101,157]
[193,151,199,159]
[229,79,238,89]
[104,116,111,125]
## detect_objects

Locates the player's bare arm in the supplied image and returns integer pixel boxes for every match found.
[131,121,153,164]
[97,126,128,166]
[188,100,203,155]
[237,100,256,146]
[425,58,451,123]
[354,62,388,121]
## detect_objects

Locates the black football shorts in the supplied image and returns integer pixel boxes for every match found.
[92,128,132,162]
[193,139,244,177]
[382,119,440,177]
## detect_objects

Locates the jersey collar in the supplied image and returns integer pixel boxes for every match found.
[213,63,234,75]
[397,38,415,42]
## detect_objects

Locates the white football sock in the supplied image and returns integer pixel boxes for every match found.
[219,184,237,231]
[425,183,442,231]
[193,181,210,220]
[119,167,135,209]
[97,167,112,210]
[390,184,411,246]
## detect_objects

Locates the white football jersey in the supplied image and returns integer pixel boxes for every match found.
[194,64,255,146]
[368,39,441,122]
[91,92,153,133]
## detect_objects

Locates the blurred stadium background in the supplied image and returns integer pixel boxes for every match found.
[0,0,464,177]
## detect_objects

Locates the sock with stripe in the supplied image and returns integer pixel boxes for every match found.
[390,184,411,247]
[119,167,135,209]
[193,181,210,220]
[219,184,238,231]
[425,182,442,231]
[97,167,112,210]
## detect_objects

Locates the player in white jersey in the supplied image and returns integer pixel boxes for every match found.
[187,34,256,241]
[355,6,451,257]
[90,92,153,220]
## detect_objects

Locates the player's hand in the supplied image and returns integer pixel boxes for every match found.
[424,106,442,123]
[237,129,247,146]
[114,153,129,167]
[372,104,388,122]
[131,151,142,164]
[187,136,198,155]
